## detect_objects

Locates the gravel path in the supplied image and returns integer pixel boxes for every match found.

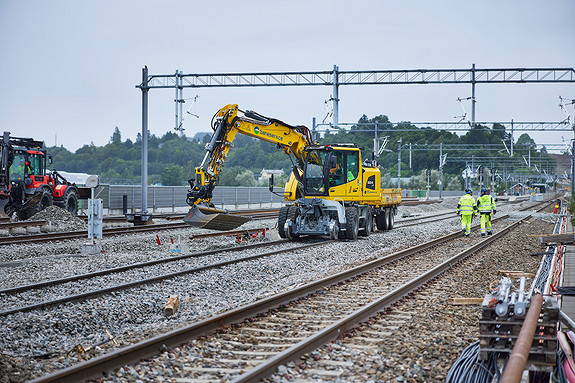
[0,196,545,382]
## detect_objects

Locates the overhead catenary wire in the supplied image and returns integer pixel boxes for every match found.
[175,95,200,133]
[454,97,473,127]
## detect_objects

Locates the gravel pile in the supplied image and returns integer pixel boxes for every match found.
[0,198,547,381]
[28,206,88,232]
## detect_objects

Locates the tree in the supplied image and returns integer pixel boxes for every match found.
[235,170,256,187]
[491,123,506,140]
[381,172,393,188]
[446,175,463,191]
[161,165,185,186]
[516,133,537,155]
[111,127,122,144]
[406,170,427,189]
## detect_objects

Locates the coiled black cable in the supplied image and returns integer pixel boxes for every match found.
[446,341,501,383]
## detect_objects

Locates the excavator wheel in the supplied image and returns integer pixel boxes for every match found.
[277,206,289,239]
[63,188,79,215]
[359,207,372,237]
[344,206,359,240]
[376,209,388,231]
[387,209,395,229]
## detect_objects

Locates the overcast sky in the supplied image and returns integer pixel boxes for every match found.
[0,1,574,153]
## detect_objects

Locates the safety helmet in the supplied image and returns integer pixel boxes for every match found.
[481,188,487,195]
[465,188,473,194]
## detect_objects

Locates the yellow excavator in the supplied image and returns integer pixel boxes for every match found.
[184,104,401,240]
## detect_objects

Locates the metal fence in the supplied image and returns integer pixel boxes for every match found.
[85,185,550,215]
[95,185,286,214]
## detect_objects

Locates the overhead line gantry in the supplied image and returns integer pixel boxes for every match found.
[134,65,575,214]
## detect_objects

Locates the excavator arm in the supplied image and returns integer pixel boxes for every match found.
[184,104,311,229]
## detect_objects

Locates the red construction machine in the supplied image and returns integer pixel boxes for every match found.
[0,131,90,220]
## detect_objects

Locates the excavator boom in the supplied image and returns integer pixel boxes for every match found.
[184,104,311,230]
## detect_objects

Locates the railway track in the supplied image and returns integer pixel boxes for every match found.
[266,211,559,382]
[0,209,482,315]
[393,199,517,229]
[0,209,279,245]
[0,198,524,245]
[1,201,545,315]
[0,222,271,246]
[0,200,512,246]
[0,240,331,316]
[26,200,552,382]
[0,210,477,315]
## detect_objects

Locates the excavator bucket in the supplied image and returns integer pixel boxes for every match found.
[183,204,251,231]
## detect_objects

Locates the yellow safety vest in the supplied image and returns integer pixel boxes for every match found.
[457,194,476,215]
[477,194,496,213]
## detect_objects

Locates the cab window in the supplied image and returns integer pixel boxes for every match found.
[9,154,26,181]
[29,154,42,175]
[345,151,359,182]
[304,149,328,195]
[328,151,345,187]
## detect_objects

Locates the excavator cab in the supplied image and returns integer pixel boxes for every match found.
[302,144,361,199]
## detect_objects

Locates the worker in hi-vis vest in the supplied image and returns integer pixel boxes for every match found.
[456,188,477,237]
[476,188,497,236]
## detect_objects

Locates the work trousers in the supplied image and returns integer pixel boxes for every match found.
[480,212,492,235]
[460,214,473,235]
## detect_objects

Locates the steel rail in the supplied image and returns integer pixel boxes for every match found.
[28,203,550,383]
[402,199,441,205]
[395,212,456,228]
[0,222,189,245]
[394,199,516,228]
[0,240,333,317]
[0,239,288,295]
[163,209,280,220]
[0,223,267,246]
[2,198,526,245]
[395,198,516,227]
[79,215,128,222]
[0,220,47,229]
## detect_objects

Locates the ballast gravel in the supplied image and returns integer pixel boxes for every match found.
[0,196,548,382]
